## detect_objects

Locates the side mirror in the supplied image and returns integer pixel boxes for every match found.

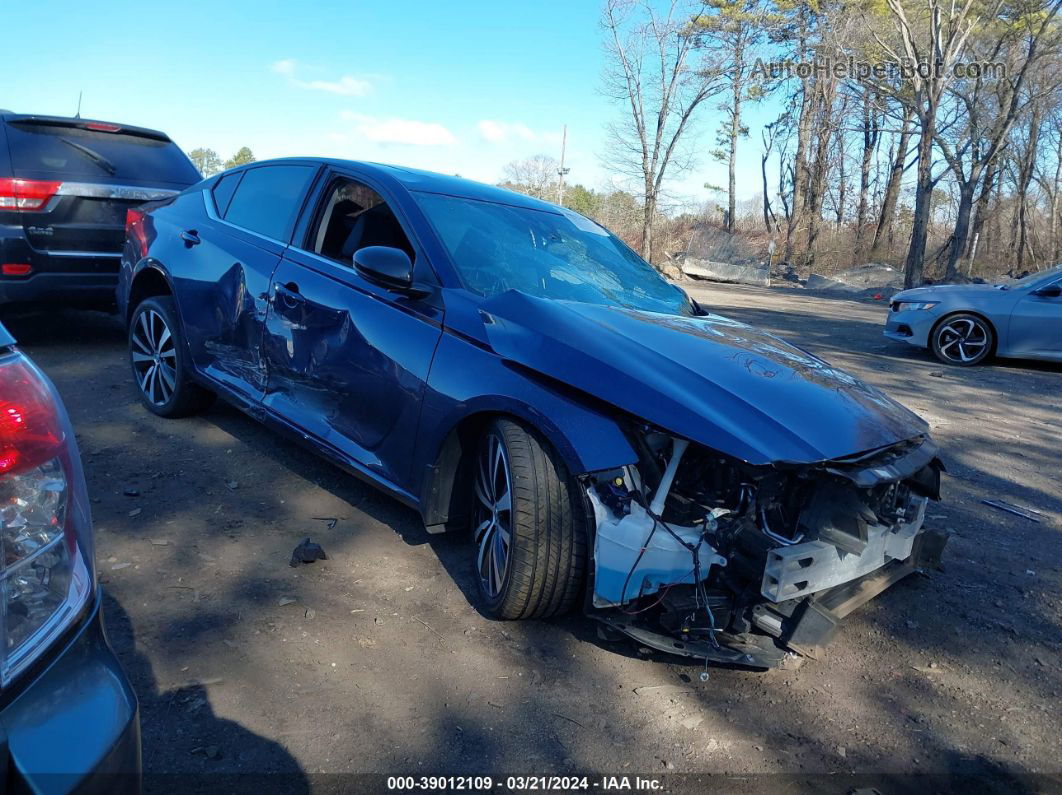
[1033,283,1062,298]
[353,246,414,289]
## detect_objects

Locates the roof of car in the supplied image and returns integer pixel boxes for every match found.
[245,157,562,213]
[0,112,172,142]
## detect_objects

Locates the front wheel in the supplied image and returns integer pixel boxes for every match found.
[931,313,994,366]
[129,296,214,417]
[472,418,586,620]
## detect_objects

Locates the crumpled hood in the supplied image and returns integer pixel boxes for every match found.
[481,292,928,466]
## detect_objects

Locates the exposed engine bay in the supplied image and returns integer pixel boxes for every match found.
[584,429,948,669]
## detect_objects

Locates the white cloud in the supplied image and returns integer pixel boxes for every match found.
[339,111,458,147]
[476,120,561,144]
[272,59,372,97]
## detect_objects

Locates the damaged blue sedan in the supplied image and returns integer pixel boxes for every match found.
[116,159,947,668]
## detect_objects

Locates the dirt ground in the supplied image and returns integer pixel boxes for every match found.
[3,283,1060,791]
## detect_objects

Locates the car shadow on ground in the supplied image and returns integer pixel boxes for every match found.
[103,591,311,792]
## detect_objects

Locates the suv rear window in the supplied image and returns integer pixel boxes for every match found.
[223,165,316,241]
[3,121,201,186]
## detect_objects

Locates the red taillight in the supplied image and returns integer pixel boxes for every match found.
[126,208,149,256]
[83,122,121,133]
[1,264,33,276]
[0,356,64,476]
[0,178,62,213]
[0,351,93,686]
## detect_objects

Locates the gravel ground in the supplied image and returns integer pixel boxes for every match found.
[3,283,1059,792]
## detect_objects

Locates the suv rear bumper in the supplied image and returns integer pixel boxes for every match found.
[0,272,119,306]
[1,590,141,793]
[1,233,120,306]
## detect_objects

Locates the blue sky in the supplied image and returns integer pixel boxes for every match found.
[3,0,774,203]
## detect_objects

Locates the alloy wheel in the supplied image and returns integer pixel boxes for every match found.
[473,433,514,599]
[130,308,177,406]
[935,317,989,364]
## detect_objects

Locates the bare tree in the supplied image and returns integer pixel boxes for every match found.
[871,106,915,258]
[873,0,985,287]
[853,87,883,254]
[934,0,1062,279]
[601,0,724,264]
[501,155,561,199]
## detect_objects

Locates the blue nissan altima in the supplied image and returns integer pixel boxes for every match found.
[117,159,948,667]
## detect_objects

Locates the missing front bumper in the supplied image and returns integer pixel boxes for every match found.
[594,525,950,668]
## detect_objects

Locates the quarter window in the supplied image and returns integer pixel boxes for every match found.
[211,172,242,217]
[223,165,316,241]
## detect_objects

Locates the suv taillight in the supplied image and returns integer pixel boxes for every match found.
[0,178,63,213]
[0,351,93,686]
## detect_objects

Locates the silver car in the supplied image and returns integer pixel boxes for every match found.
[885,264,1062,366]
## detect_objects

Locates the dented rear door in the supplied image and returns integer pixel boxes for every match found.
[174,164,318,404]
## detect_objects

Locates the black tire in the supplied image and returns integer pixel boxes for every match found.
[471,417,587,620]
[930,312,994,367]
[128,296,214,417]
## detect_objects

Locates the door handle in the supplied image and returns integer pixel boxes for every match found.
[274,281,304,307]
[179,229,201,247]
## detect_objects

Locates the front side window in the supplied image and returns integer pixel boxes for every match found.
[414,192,691,316]
[310,178,415,264]
[223,165,316,241]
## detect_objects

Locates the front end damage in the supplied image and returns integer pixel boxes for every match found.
[583,431,948,669]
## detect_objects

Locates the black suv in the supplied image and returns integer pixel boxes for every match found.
[0,112,201,307]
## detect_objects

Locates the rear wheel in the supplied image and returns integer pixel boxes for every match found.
[129,296,214,417]
[472,418,586,620]
[931,313,994,366]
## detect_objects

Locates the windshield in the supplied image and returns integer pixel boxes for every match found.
[415,192,692,316]
[1003,263,1062,289]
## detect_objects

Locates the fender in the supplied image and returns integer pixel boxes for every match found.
[414,330,637,532]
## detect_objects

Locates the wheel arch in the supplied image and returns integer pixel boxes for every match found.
[126,262,174,325]
[418,399,633,536]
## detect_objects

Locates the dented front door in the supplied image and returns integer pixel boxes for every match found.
[261,250,442,489]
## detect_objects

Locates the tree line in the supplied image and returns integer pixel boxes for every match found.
[188,146,256,177]
[509,0,1062,286]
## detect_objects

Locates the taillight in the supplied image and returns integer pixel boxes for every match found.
[83,122,122,133]
[0,178,63,213]
[126,208,149,257]
[0,351,93,686]
[1,264,33,277]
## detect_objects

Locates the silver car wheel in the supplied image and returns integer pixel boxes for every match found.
[473,432,513,599]
[936,317,989,364]
[130,309,177,406]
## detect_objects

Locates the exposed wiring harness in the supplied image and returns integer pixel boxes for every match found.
[615,490,721,650]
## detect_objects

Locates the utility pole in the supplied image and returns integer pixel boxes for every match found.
[556,125,570,206]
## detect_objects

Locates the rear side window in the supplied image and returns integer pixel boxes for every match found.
[212,172,242,217]
[3,121,201,185]
[223,165,316,241]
